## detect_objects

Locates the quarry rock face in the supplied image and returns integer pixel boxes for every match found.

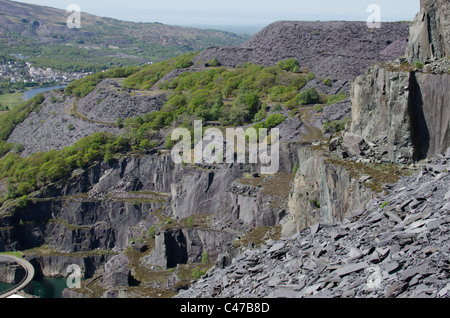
[177,151,450,298]
[405,0,450,64]
[349,0,450,164]
[282,147,376,237]
[1,0,448,299]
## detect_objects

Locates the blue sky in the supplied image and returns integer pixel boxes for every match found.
[16,0,420,26]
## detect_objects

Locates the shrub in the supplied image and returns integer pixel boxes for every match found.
[322,118,348,134]
[252,108,267,123]
[265,113,285,129]
[414,61,424,69]
[205,58,221,67]
[306,72,316,81]
[271,103,282,112]
[148,226,157,238]
[13,143,25,154]
[191,267,207,280]
[201,252,209,264]
[16,195,29,208]
[310,198,320,208]
[277,59,300,72]
[116,117,123,128]
[297,88,319,105]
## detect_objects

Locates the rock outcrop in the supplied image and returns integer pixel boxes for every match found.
[405,0,450,64]
[349,0,450,164]
[282,147,376,237]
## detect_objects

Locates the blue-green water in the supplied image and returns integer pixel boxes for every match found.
[0,277,68,298]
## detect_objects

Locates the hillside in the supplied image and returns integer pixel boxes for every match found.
[194,21,411,80]
[0,0,250,71]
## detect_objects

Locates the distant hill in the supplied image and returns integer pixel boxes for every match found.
[0,0,250,71]
[194,20,411,80]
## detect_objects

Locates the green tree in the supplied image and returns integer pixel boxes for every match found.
[205,58,221,67]
[297,88,319,105]
[277,59,300,72]
[265,114,285,129]
[116,117,124,128]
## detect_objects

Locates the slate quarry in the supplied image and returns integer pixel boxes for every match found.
[177,150,450,298]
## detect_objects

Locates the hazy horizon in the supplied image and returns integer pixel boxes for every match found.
[13,0,420,29]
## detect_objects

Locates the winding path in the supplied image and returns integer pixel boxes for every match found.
[298,106,324,142]
[0,255,35,298]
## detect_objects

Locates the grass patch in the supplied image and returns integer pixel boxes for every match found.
[233,225,281,248]
[0,251,24,258]
[0,92,25,110]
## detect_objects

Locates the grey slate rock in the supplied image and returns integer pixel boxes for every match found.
[176,151,450,299]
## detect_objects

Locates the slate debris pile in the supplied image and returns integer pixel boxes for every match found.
[177,150,450,298]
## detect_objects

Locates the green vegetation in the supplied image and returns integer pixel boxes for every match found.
[0,91,27,109]
[0,132,129,201]
[201,252,209,265]
[310,198,321,208]
[277,59,300,73]
[314,105,323,112]
[264,114,286,129]
[326,91,347,105]
[122,52,198,90]
[297,88,319,105]
[0,54,326,204]
[65,66,140,97]
[129,57,315,127]
[191,266,208,279]
[322,118,349,134]
[414,61,424,69]
[0,93,45,157]
[205,58,221,67]
[0,251,24,258]
[380,201,390,209]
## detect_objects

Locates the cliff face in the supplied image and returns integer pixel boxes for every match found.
[405,0,450,64]
[350,65,450,163]
[0,144,298,274]
[350,0,450,164]
[282,147,376,237]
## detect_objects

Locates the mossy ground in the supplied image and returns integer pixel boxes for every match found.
[325,156,414,193]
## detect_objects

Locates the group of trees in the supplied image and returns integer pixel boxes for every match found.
[0,132,130,201]
[147,58,317,127]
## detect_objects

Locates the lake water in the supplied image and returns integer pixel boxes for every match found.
[0,277,69,298]
[23,85,67,101]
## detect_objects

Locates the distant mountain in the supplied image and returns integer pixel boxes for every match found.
[0,0,250,70]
